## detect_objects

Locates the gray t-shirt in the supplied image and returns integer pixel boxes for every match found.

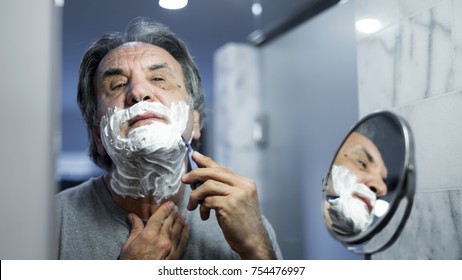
[55,176,282,259]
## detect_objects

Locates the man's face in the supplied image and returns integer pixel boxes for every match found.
[334,132,388,198]
[93,42,199,155]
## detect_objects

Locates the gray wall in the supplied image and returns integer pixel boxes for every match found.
[0,0,60,259]
[356,0,462,259]
[213,1,361,259]
[259,1,360,259]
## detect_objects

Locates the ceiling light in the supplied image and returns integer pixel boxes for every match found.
[159,0,188,10]
[355,18,382,34]
[251,3,262,16]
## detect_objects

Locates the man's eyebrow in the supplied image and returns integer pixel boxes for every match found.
[102,67,124,78]
[148,63,169,71]
[361,147,375,163]
[101,63,173,78]
[361,146,387,180]
[148,63,175,75]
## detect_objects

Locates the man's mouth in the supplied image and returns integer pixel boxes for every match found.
[128,112,169,129]
[117,112,170,137]
[353,193,374,213]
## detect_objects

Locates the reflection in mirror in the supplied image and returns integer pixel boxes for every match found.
[325,131,388,235]
[322,111,414,255]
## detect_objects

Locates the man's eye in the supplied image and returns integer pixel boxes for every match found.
[358,160,367,169]
[111,83,126,90]
[152,77,165,82]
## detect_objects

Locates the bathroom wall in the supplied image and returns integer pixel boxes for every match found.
[356,0,462,259]
[213,1,361,259]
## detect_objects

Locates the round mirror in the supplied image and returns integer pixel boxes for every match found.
[322,111,415,255]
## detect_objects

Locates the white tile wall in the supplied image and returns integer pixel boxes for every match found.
[356,0,462,259]
[357,25,399,116]
[373,190,462,259]
[394,92,462,192]
[453,0,462,91]
[355,0,399,40]
[397,1,453,104]
[399,0,444,18]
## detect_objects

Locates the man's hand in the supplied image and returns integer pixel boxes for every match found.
[182,151,276,260]
[119,201,190,259]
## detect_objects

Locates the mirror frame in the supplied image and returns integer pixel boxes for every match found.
[322,111,415,254]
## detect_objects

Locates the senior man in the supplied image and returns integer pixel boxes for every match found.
[56,17,282,260]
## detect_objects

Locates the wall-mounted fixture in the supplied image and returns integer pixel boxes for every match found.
[248,0,340,46]
[322,111,415,258]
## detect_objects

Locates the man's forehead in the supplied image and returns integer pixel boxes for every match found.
[113,41,167,54]
[98,42,180,71]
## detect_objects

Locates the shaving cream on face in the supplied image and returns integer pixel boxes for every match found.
[328,164,377,234]
[100,100,190,203]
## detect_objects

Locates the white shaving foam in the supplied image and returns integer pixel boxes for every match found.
[329,164,377,233]
[99,101,190,203]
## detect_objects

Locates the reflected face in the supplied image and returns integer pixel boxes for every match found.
[334,132,388,197]
[325,131,389,235]
[323,112,414,246]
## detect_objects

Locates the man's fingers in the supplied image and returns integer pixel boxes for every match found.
[199,203,211,220]
[120,202,193,260]
[144,201,176,233]
[186,181,230,211]
[170,212,187,247]
[122,213,144,250]
[192,151,220,168]
[177,224,190,252]
[167,220,190,260]
[158,205,178,237]
[182,165,249,188]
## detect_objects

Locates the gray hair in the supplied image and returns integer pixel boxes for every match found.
[77,17,205,171]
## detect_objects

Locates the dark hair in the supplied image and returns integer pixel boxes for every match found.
[77,17,205,171]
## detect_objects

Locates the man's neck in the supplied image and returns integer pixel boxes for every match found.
[103,174,184,220]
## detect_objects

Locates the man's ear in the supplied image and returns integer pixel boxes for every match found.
[193,110,201,140]
[91,125,107,156]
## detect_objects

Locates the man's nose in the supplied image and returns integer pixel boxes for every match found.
[364,175,387,197]
[126,79,162,106]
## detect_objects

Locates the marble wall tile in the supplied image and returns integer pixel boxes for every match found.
[213,43,261,152]
[213,43,264,196]
[399,0,445,18]
[356,0,462,260]
[393,92,462,192]
[396,1,453,105]
[355,0,399,40]
[372,190,462,259]
[357,25,399,117]
[453,0,462,91]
